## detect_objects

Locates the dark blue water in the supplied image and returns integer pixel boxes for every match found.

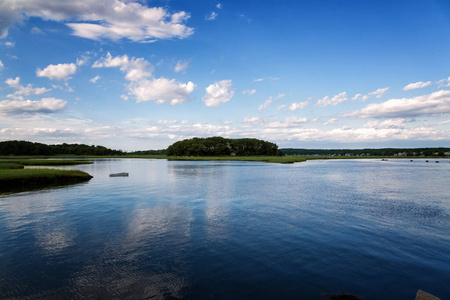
[0,159,449,299]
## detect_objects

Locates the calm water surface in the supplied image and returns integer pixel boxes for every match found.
[0,159,449,299]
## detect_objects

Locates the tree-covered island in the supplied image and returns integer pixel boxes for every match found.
[166,137,283,156]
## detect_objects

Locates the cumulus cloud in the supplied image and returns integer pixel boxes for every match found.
[0,60,3,71]
[5,77,20,86]
[93,53,194,104]
[203,80,234,107]
[36,63,77,80]
[352,93,368,101]
[403,81,432,91]
[0,0,193,43]
[242,89,256,95]
[368,87,389,98]
[216,3,222,9]
[317,92,348,106]
[129,78,195,105]
[5,77,51,100]
[93,53,153,81]
[174,60,189,73]
[347,90,450,118]
[0,98,66,114]
[206,12,218,21]
[288,101,308,111]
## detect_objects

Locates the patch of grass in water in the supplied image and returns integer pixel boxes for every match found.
[0,169,93,193]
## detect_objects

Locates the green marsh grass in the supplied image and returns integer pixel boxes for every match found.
[0,169,93,192]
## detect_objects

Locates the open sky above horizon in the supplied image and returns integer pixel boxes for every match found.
[1,0,450,151]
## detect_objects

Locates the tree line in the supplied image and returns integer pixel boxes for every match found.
[166,137,282,156]
[0,141,123,156]
[281,147,450,157]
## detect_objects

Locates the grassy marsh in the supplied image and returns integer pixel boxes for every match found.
[0,159,93,193]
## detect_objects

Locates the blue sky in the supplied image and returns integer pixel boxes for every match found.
[0,0,450,151]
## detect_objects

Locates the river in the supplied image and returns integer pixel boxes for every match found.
[0,158,449,299]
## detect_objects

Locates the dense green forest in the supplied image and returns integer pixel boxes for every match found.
[0,141,123,156]
[166,137,282,156]
[281,147,450,157]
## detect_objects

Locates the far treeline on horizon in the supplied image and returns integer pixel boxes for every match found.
[0,139,450,157]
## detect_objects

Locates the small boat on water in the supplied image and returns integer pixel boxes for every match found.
[110,172,129,177]
[381,158,388,161]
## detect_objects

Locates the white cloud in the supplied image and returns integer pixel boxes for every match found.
[352,93,368,101]
[243,117,261,123]
[174,60,189,73]
[5,77,20,87]
[0,98,66,114]
[93,53,153,81]
[258,93,285,111]
[0,0,193,43]
[3,41,14,47]
[206,12,218,21]
[437,77,450,88]
[203,80,234,107]
[265,116,308,128]
[368,87,389,98]
[403,81,432,91]
[93,53,194,104]
[0,60,3,71]
[258,98,272,111]
[31,26,44,34]
[254,78,264,82]
[323,118,337,126]
[288,101,308,111]
[5,77,51,100]
[216,3,222,9]
[89,75,101,83]
[242,89,256,95]
[36,63,77,80]
[129,77,195,105]
[363,119,408,129]
[347,90,450,118]
[317,91,348,106]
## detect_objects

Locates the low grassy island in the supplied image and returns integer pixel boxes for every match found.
[0,160,93,193]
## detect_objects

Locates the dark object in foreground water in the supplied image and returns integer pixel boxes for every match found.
[324,291,363,300]
[110,172,129,177]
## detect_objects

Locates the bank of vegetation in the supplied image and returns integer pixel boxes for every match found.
[167,137,282,157]
[281,147,450,157]
[0,159,93,193]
